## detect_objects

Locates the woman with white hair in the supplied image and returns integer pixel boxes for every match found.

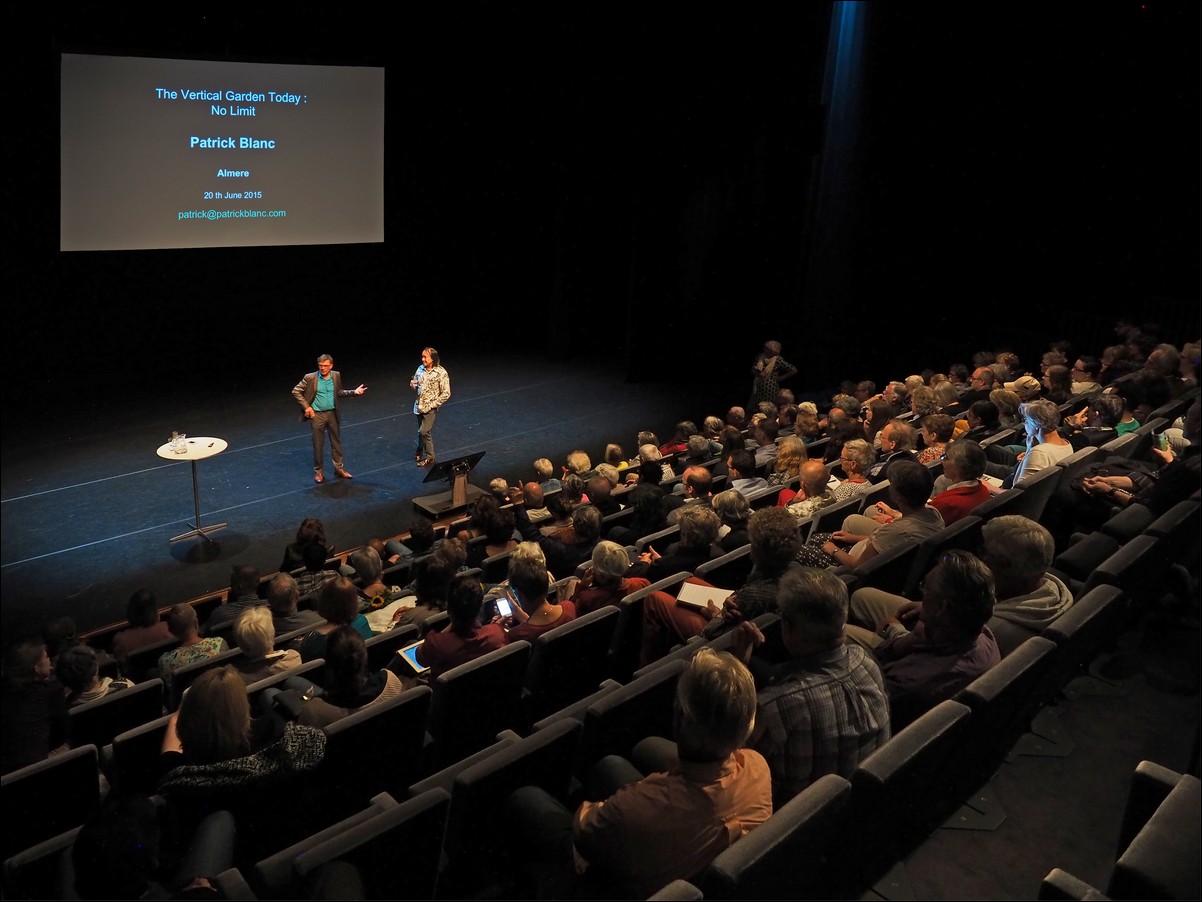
[231,606,302,685]
[712,489,752,551]
[570,541,650,615]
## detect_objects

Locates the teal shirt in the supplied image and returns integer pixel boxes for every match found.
[313,373,335,412]
[1115,418,1140,437]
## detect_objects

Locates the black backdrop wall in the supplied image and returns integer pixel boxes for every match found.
[10,4,1199,426]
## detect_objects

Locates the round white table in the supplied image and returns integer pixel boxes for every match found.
[156,437,228,543]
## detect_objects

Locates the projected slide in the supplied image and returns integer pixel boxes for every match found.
[61,54,384,251]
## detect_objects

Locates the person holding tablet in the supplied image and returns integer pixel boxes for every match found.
[413,575,505,681]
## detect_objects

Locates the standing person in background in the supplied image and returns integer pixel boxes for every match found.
[292,353,367,484]
[411,347,451,468]
[749,340,797,411]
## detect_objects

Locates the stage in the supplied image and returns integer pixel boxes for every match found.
[0,355,729,638]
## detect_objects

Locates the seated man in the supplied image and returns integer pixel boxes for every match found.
[750,418,781,470]
[507,647,771,899]
[979,515,1074,655]
[865,419,918,483]
[1060,393,1124,450]
[798,459,943,570]
[585,475,622,517]
[268,573,325,642]
[634,505,721,583]
[784,459,839,522]
[641,507,801,664]
[844,550,1000,730]
[665,465,715,521]
[730,567,891,807]
[726,449,769,497]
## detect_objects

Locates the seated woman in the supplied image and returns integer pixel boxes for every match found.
[1003,399,1074,489]
[962,399,1003,442]
[1042,365,1074,406]
[416,575,507,681]
[1060,393,1124,450]
[110,589,172,676]
[767,434,808,487]
[231,606,302,685]
[606,481,666,545]
[280,517,333,573]
[823,417,864,464]
[712,489,752,551]
[570,541,651,615]
[863,398,894,450]
[794,401,822,445]
[990,388,1022,430]
[55,645,134,706]
[503,552,576,644]
[909,386,939,420]
[465,508,519,570]
[157,667,325,851]
[387,552,457,633]
[456,494,501,542]
[349,546,404,608]
[538,491,576,539]
[158,604,228,710]
[296,627,404,728]
[298,578,374,663]
[604,442,630,474]
[927,440,993,525]
[829,438,875,502]
[917,413,955,464]
[933,380,964,417]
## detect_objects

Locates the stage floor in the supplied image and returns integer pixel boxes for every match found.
[1,355,727,637]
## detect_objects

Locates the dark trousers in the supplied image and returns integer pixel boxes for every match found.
[310,409,343,472]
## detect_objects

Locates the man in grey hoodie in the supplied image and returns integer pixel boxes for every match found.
[979,515,1075,655]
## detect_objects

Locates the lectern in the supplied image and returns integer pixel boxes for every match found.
[412,451,487,518]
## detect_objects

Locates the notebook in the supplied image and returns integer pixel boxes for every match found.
[675,581,735,611]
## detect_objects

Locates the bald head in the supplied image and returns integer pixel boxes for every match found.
[800,459,829,497]
[523,481,545,508]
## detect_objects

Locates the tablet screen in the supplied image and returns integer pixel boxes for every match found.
[397,640,429,674]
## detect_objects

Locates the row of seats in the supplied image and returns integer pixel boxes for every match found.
[49,576,1122,901]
